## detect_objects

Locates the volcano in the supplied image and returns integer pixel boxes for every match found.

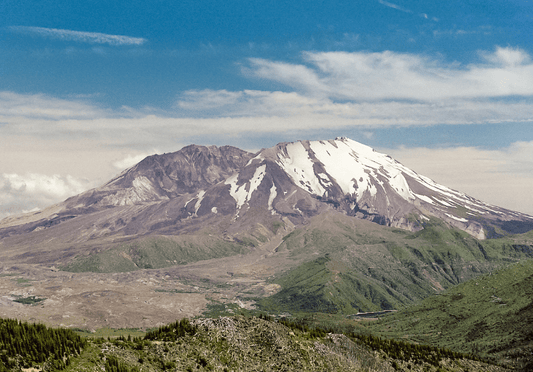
[2,137,533,253]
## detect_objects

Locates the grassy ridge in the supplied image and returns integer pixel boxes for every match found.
[61,235,252,273]
[367,258,533,370]
[0,313,511,371]
[257,213,533,314]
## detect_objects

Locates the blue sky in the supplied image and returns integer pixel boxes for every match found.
[1,0,533,217]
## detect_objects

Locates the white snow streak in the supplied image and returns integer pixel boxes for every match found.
[225,165,267,209]
[194,190,206,215]
[268,184,277,213]
[414,193,434,204]
[445,213,468,223]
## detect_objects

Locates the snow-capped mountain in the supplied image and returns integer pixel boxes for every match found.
[2,138,532,245]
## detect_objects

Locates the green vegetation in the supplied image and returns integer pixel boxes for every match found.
[258,255,401,314]
[368,258,533,370]
[257,213,533,314]
[14,278,31,284]
[61,235,252,273]
[144,318,197,341]
[12,295,46,305]
[0,318,87,371]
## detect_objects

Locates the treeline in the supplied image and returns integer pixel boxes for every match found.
[144,318,197,341]
[0,318,87,371]
[105,355,140,372]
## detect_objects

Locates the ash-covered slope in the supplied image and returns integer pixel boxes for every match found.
[1,138,533,253]
[64,144,254,209]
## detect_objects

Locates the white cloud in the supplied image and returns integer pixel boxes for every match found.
[113,152,157,170]
[378,0,412,13]
[176,89,533,126]
[9,26,146,46]
[482,46,531,67]
[0,91,104,119]
[246,47,533,101]
[0,173,95,219]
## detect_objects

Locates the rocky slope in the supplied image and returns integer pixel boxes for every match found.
[53,316,508,372]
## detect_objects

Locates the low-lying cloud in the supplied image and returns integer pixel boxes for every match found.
[0,173,95,220]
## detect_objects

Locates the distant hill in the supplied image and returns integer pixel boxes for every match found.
[367,253,533,370]
[256,212,533,314]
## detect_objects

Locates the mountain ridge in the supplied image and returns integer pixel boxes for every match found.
[1,137,532,247]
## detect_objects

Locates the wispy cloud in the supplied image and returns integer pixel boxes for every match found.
[9,26,146,46]
[0,91,103,119]
[113,152,157,170]
[377,1,437,21]
[378,0,412,13]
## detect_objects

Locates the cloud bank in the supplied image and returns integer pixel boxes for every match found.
[9,26,146,46]
[0,173,95,220]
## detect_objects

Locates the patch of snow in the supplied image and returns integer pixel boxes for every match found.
[463,204,486,214]
[389,170,415,201]
[225,165,266,209]
[225,174,248,210]
[249,164,266,197]
[445,213,468,223]
[194,190,205,215]
[246,154,264,166]
[276,142,326,196]
[435,198,454,207]
[211,207,217,214]
[268,184,277,212]
[184,197,195,208]
[414,193,434,204]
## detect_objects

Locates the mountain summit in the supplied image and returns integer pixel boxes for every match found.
[1,138,533,250]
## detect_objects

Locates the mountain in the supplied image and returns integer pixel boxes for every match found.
[1,137,533,268]
[2,138,532,246]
